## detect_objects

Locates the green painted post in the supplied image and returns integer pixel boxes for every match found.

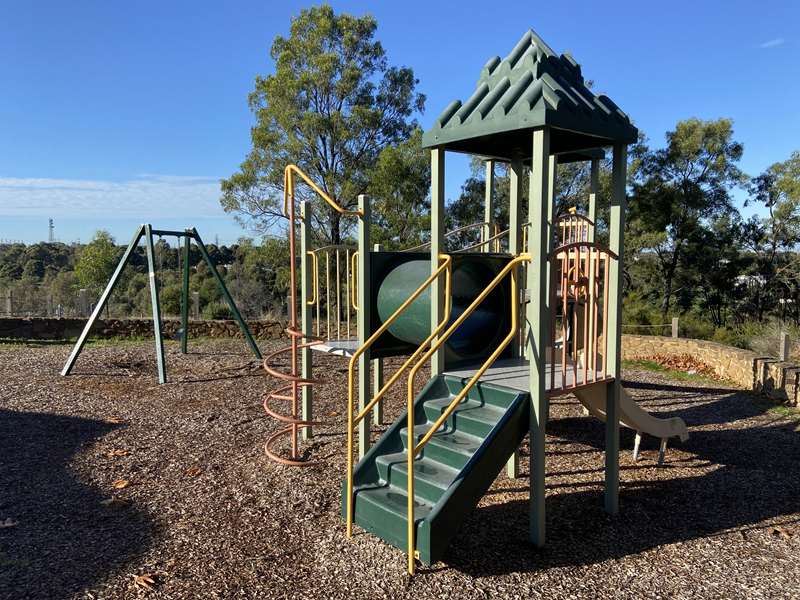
[372,242,384,426]
[191,228,262,360]
[506,158,524,479]
[527,128,551,547]
[357,194,371,457]
[483,159,494,251]
[61,225,145,376]
[144,224,167,384]
[300,202,313,440]
[605,143,628,515]
[430,147,446,376]
[181,231,190,354]
[588,158,599,243]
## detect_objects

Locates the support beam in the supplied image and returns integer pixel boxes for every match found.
[357,194,372,457]
[180,230,190,354]
[527,128,551,547]
[483,160,495,251]
[61,225,145,376]
[144,224,167,384]
[588,158,599,243]
[430,147,446,375]
[506,158,524,479]
[192,228,262,360]
[372,243,384,426]
[605,143,628,515]
[300,202,314,440]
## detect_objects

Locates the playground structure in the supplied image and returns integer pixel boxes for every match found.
[263,30,689,573]
[61,224,261,384]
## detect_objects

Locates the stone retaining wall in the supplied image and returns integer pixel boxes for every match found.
[0,317,286,341]
[622,334,798,406]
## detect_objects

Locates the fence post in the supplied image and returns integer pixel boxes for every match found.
[671,317,679,339]
[78,289,89,317]
[780,331,790,362]
[4,289,12,316]
[192,292,200,319]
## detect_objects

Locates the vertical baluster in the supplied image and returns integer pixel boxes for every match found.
[593,250,600,377]
[561,251,567,391]
[326,250,331,340]
[336,248,341,339]
[315,251,321,337]
[346,248,351,337]
[602,254,610,377]
[571,245,578,387]
[582,246,589,385]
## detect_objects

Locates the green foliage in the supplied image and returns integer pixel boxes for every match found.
[221,3,425,244]
[202,301,233,320]
[74,231,118,296]
[628,118,747,320]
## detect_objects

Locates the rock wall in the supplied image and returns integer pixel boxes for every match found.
[622,334,798,406]
[0,317,286,341]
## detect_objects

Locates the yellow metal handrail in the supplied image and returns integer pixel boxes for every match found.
[306,251,318,306]
[350,251,359,310]
[345,254,453,538]
[283,164,363,217]
[403,253,531,574]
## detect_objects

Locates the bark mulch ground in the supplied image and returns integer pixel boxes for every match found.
[0,339,798,599]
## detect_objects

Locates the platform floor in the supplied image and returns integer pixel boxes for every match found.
[311,338,358,358]
[444,357,609,394]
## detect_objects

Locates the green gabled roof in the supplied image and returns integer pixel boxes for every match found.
[422,30,638,159]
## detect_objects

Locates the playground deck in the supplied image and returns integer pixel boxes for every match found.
[445,357,608,394]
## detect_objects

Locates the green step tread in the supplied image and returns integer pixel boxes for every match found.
[375,452,460,502]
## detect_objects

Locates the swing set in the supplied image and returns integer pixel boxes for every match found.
[60,224,261,384]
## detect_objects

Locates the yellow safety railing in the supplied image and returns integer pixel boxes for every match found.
[284,164,363,218]
[345,254,453,538]
[350,251,359,310]
[403,253,531,574]
[306,250,318,306]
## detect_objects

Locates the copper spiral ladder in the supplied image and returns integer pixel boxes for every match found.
[262,165,362,465]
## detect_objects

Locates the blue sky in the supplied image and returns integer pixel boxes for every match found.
[1,0,798,245]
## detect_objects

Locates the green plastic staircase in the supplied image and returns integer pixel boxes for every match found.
[342,374,530,565]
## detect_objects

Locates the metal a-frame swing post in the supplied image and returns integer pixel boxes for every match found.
[190,228,262,360]
[60,224,146,377]
[144,224,168,384]
[181,230,191,354]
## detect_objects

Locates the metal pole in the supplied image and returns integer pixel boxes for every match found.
[430,147,446,375]
[483,160,494,251]
[588,158,599,243]
[144,224,167,384]
[300,202,314,439]
[372,242,384,426]
[61,225,145,376]
[191,228,262,359]
[605,142,628,515]
[357,194,371,457]
[528,128,551,547]
[181,231,190,354]
[506,158,524,479]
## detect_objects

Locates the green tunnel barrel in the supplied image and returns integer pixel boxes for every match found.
[375,256,512,364]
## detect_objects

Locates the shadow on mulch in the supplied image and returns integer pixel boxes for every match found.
[438,390,800,577]
[0,409,153,599]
